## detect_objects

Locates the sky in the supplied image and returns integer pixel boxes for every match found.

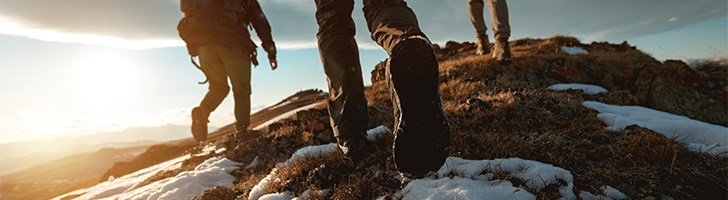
[50,92,727,200]
[1,0,727,145]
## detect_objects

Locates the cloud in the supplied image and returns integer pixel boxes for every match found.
[18,110,38,119]
[505,0,727,42]
[0,0,183,49]
[0,0,725,49]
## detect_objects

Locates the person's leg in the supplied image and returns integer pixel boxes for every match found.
[193,44,232,141]
[467,0,488,34]
[467,0,490,55]
[199,45,232,114]
[314,0,372,162]
[486,0,512,65]
[363,0,451,178]
[486,0,510,40]
[218,45,252,134]
[362,0,426,53]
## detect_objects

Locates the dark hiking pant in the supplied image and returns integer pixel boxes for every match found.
[314,0,427,140]
[198,44,252,132]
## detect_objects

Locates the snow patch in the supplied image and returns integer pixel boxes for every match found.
[245,156,259,169]
[366,125,391,141]
[111,157,240,200]
[259,191,295,200]
[583,101,728,156]
[51,146,238,200]
[601,185,628,199]
[391,157,578,200]
[52,155,190,200]
[548,83,608,94]
[249,126,390,200]
[249,143,339,200]
[249,169,279,200]
[561,46,588,55]
[395,176,536,200]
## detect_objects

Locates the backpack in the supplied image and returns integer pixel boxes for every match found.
[178,0,258,83]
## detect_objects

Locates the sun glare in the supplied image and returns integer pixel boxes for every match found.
[72,53,139,112]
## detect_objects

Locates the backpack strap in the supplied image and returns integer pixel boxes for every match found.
[190,56,209,84]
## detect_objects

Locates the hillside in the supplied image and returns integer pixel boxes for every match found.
[216,36,727,199]
[0,124,190,176]
[0,145,150,200]
[0,89,327,200]
[48,35,727,200]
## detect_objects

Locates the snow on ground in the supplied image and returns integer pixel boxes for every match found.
[548,83,607,94]
[561,46,588,55]
[250,126,625,200]
[393,157,626,200]
[250,126,391,200]
[52,86,725,200]
[583,101,728,156]
[549,83,728,156]
[253,102,323,130]
[249,143,339,200]
[51,146,240,200]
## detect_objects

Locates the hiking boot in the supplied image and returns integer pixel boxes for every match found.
[492,38,512,66]
[387,36,452,179]
[191,106,210,142]
[336,134,375,165]
[475,33,490,55]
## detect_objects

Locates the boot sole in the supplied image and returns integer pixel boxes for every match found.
[191,107,208,142]
[387,37,452,178]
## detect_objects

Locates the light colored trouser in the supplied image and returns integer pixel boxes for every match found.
[467,0,510,39]
[198,44,252,132]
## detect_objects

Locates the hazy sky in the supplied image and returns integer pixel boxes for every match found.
[1,0,726,144]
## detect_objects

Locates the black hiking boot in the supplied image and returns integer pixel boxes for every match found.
[336,133,375,165]
[387,36,452,179]
[191,106,210,142]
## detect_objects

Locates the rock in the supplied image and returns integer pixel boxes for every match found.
[634,60,727,126]
[268,122,285,132]
[466,98,490,111]
[315,129,335,144]
[371,60,388,83]
[192,186,234,200]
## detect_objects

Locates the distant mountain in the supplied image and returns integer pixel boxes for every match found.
[0,145,151,200]
[0,124,192,175]
[0,89,328,200]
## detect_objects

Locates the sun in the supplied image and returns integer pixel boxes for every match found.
[72,52,139,111]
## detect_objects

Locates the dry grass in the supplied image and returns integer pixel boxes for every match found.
[213,36,728,200]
